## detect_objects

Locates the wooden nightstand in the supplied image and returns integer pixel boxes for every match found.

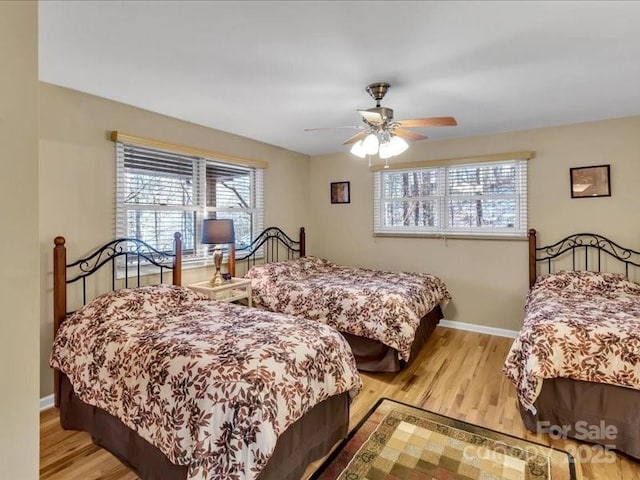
[188,278,252,307]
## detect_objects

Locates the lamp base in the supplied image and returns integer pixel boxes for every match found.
[210,268,223,287]
[210,247,224,286]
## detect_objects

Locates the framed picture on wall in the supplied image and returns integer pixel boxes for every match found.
[570,164,611,198]
[330,181,350,204]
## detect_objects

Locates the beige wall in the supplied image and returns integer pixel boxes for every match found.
[0,2,39,478]
[308,116,640,331]
[39,83,310,396]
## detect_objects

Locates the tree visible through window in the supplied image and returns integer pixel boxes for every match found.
[374,160,527,237]
[205,162,258,250]
[381,169,440,228]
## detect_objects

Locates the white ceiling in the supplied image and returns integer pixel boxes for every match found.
[39,1,640,156]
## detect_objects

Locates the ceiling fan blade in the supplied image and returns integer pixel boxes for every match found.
[393,128,428,142]
[342,131,367,145]
[357,109,383,124]
[396,117,458,128]
[304,126,362,132]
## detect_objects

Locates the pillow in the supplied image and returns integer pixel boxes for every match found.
[246,256,334,281]
[534,270,628,295]
[72,284,206,322]
[293,255,333,271]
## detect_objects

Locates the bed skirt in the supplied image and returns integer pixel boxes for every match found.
[518,377,640,459]
[59,374,350,480]
[340,305,443,372]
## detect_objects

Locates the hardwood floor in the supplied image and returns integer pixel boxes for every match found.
[40,327,640,479]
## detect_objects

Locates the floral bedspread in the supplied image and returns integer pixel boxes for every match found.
[245,256,451,361]
[503,271,640,413]
[50,284,362,480]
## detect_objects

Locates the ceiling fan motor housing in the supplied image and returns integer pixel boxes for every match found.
[366,82,391,105]
[363,82,394,123]
[364,106,394,122]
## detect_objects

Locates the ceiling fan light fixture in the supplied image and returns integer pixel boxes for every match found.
[378,141,393,159]
[350,140,367,158]
[389,135,409,156]
[363,133,380,155]
[308,82,457,160]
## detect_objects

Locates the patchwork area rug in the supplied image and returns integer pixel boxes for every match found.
[312,398,578,480]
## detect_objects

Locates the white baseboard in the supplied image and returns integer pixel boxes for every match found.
[439,319,519,339]
[40,394,54,411]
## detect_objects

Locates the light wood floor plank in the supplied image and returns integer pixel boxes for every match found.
[40,327,640,479]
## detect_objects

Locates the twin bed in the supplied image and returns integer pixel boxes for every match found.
[233,227,450,372]
[50,227,446,479]
[505,229,640,459]
[50,234,361,480]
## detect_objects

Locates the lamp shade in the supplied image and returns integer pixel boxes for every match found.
[201,219,235,244]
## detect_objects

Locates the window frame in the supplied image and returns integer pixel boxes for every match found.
[115,142,264,274]
[373,159,528,239]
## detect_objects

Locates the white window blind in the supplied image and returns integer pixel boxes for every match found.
[374,159,527,238]
[116,142,264,264]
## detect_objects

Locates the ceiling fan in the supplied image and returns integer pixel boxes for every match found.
[306,82,457,160]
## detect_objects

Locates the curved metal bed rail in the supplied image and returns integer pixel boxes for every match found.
[528,229,640,288]
[67,237,178,284]
[55,232,183,313]
[233,226,306,271]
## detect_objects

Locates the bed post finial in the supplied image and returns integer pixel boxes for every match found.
[53,236,67,408]
[173,232,182,286]
[528,229,537,289]
[299,227,306,257]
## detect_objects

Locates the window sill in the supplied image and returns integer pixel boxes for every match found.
[373,232,528,241]
[115,255,266,281]
[115,258,211,281]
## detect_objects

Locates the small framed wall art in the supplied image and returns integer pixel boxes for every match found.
[330,181,350,204]
[570,164,611,198]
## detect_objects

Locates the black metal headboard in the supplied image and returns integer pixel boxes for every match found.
[233,227,306,271]
[54,232,182,317]
[528,229,640,288]
[65,234,182,307]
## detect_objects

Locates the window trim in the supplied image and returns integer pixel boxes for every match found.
[111,131,268,169]
[369,150,534,172]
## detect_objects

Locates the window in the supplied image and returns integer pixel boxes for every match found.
[374,159,527,238]
[115,142,264,264]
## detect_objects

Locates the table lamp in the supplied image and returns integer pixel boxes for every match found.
[201,219,235,286]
